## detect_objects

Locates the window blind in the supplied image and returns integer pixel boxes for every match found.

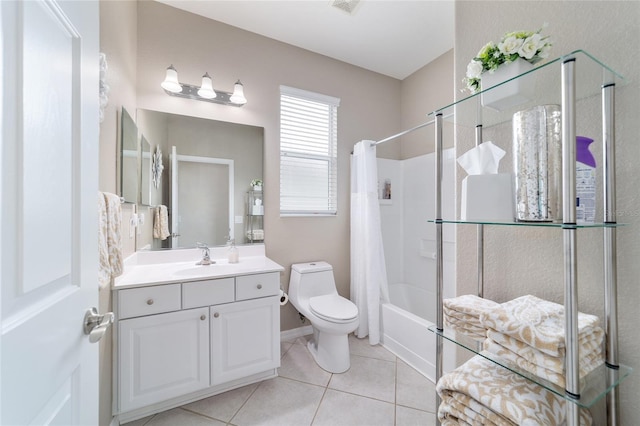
[280,86,339,216]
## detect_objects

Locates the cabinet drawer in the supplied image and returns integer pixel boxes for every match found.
[118,284,181,319]
[236,272,279,301]
[183,278,235,309]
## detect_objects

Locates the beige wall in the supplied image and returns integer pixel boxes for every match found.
[98,1,138,425]
[133,0,403,332]
[454,1,640,423]
[399,49,455,160]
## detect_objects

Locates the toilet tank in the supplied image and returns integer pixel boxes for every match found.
[289,262,337,301]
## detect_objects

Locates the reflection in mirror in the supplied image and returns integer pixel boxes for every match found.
[140,135,151,206]
[120,108,138,203]
[135,109,264,250]
[171,149,233,248]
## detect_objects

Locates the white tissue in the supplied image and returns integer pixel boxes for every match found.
[457,141,505,175]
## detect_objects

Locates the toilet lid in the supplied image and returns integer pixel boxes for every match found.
[309,294,358,322]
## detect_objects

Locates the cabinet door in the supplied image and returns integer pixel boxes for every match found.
[119,308,210,412]
[211,296,280,385]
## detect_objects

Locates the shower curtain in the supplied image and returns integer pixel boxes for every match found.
[350,140,390,345]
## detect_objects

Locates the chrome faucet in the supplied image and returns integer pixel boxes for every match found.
[196,242,214,265]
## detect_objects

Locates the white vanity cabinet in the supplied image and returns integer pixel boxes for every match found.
[118,306,210,413]
[113,268,282,422]
[211,296,279,385]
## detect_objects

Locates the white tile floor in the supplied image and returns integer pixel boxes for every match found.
[123,334,437,426]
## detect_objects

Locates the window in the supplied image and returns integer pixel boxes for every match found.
[280,86,339,216]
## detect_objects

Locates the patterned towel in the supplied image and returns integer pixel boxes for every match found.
[444,316,487,341]
[483,338,604,388]
[487,329,604,374]
[443,295,498,339]
[479,295,601,357]
[153,205,170,240]
[437,354,593,426]
[98,192,123,288]
[444,294,499,317]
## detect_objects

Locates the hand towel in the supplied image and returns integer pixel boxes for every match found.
[98,192,123,288]
[437,354,593,426]
[483,338,604,388]
[487,328,604,372]
[479,294,601,357]
[443,294,499,317]
[153,205,170,240]
[444,316,487,341]
[98,193,110,288]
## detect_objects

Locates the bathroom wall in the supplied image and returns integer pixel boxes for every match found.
[399,50,455,160]
[379,150,456,300]
[454,1,640,423]
[98,1,138,425]
[133,0,404,332]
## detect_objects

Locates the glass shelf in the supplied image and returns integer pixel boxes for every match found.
[428,219,626,229]
[429,50,626,129]
[429,325,632,408]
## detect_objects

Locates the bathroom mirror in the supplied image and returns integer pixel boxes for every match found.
[119,108,138,203]
[136,109,264,250]
[140,134,151,206]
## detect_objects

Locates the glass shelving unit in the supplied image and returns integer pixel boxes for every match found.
[428,50,629,426]
[429,325,632,409]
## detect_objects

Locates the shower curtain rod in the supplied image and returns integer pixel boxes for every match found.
[371,113,453,146]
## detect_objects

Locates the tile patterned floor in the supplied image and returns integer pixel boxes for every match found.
[123,334,437,426]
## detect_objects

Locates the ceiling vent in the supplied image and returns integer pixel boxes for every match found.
[330,0,361,15]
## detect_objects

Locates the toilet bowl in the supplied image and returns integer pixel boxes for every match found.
[288,262,359,373]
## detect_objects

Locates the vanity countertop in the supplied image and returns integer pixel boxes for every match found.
[113,244,284,289]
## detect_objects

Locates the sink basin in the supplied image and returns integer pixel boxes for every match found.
[172,263,237,278]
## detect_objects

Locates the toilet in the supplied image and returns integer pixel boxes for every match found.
[288,261,359,373]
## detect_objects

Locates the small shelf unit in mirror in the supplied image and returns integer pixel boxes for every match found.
[428,50,630,426]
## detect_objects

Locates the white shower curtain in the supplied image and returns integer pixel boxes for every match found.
[350,140,390,345]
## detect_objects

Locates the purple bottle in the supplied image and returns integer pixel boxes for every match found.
[576,136,596,223]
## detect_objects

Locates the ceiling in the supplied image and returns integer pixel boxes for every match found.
[156,0,455,80]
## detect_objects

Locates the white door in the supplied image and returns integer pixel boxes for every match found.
[1,1,100,425]
[170,146,180,247]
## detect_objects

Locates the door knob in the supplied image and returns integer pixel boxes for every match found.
[83,307,114,343]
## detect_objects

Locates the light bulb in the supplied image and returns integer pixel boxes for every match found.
[229,80,247,105]
[197,72,216,99]
[160,65,182,93]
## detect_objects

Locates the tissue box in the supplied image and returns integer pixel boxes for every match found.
[461,174,514,221]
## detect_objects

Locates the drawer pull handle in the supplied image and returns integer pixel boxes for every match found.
[147,299,154,305]
[200,315,206,321]
[213,312,220,318]
[257,284,263,289]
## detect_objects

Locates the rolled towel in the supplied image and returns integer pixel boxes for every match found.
[437,354,593,426]
[479,294,601,358]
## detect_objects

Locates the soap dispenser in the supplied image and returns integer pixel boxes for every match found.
[227,238,239,264]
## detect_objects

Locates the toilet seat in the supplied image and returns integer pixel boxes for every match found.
[309,294,358,323]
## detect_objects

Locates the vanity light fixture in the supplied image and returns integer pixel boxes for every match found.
[160,65,247,107]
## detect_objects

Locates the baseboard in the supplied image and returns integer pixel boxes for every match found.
[280,325,312,341]
[110,415,120,426]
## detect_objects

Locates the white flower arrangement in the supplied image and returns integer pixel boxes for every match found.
[464,26,552,94]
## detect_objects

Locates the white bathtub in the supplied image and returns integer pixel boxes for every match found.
[381,283,436,381]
